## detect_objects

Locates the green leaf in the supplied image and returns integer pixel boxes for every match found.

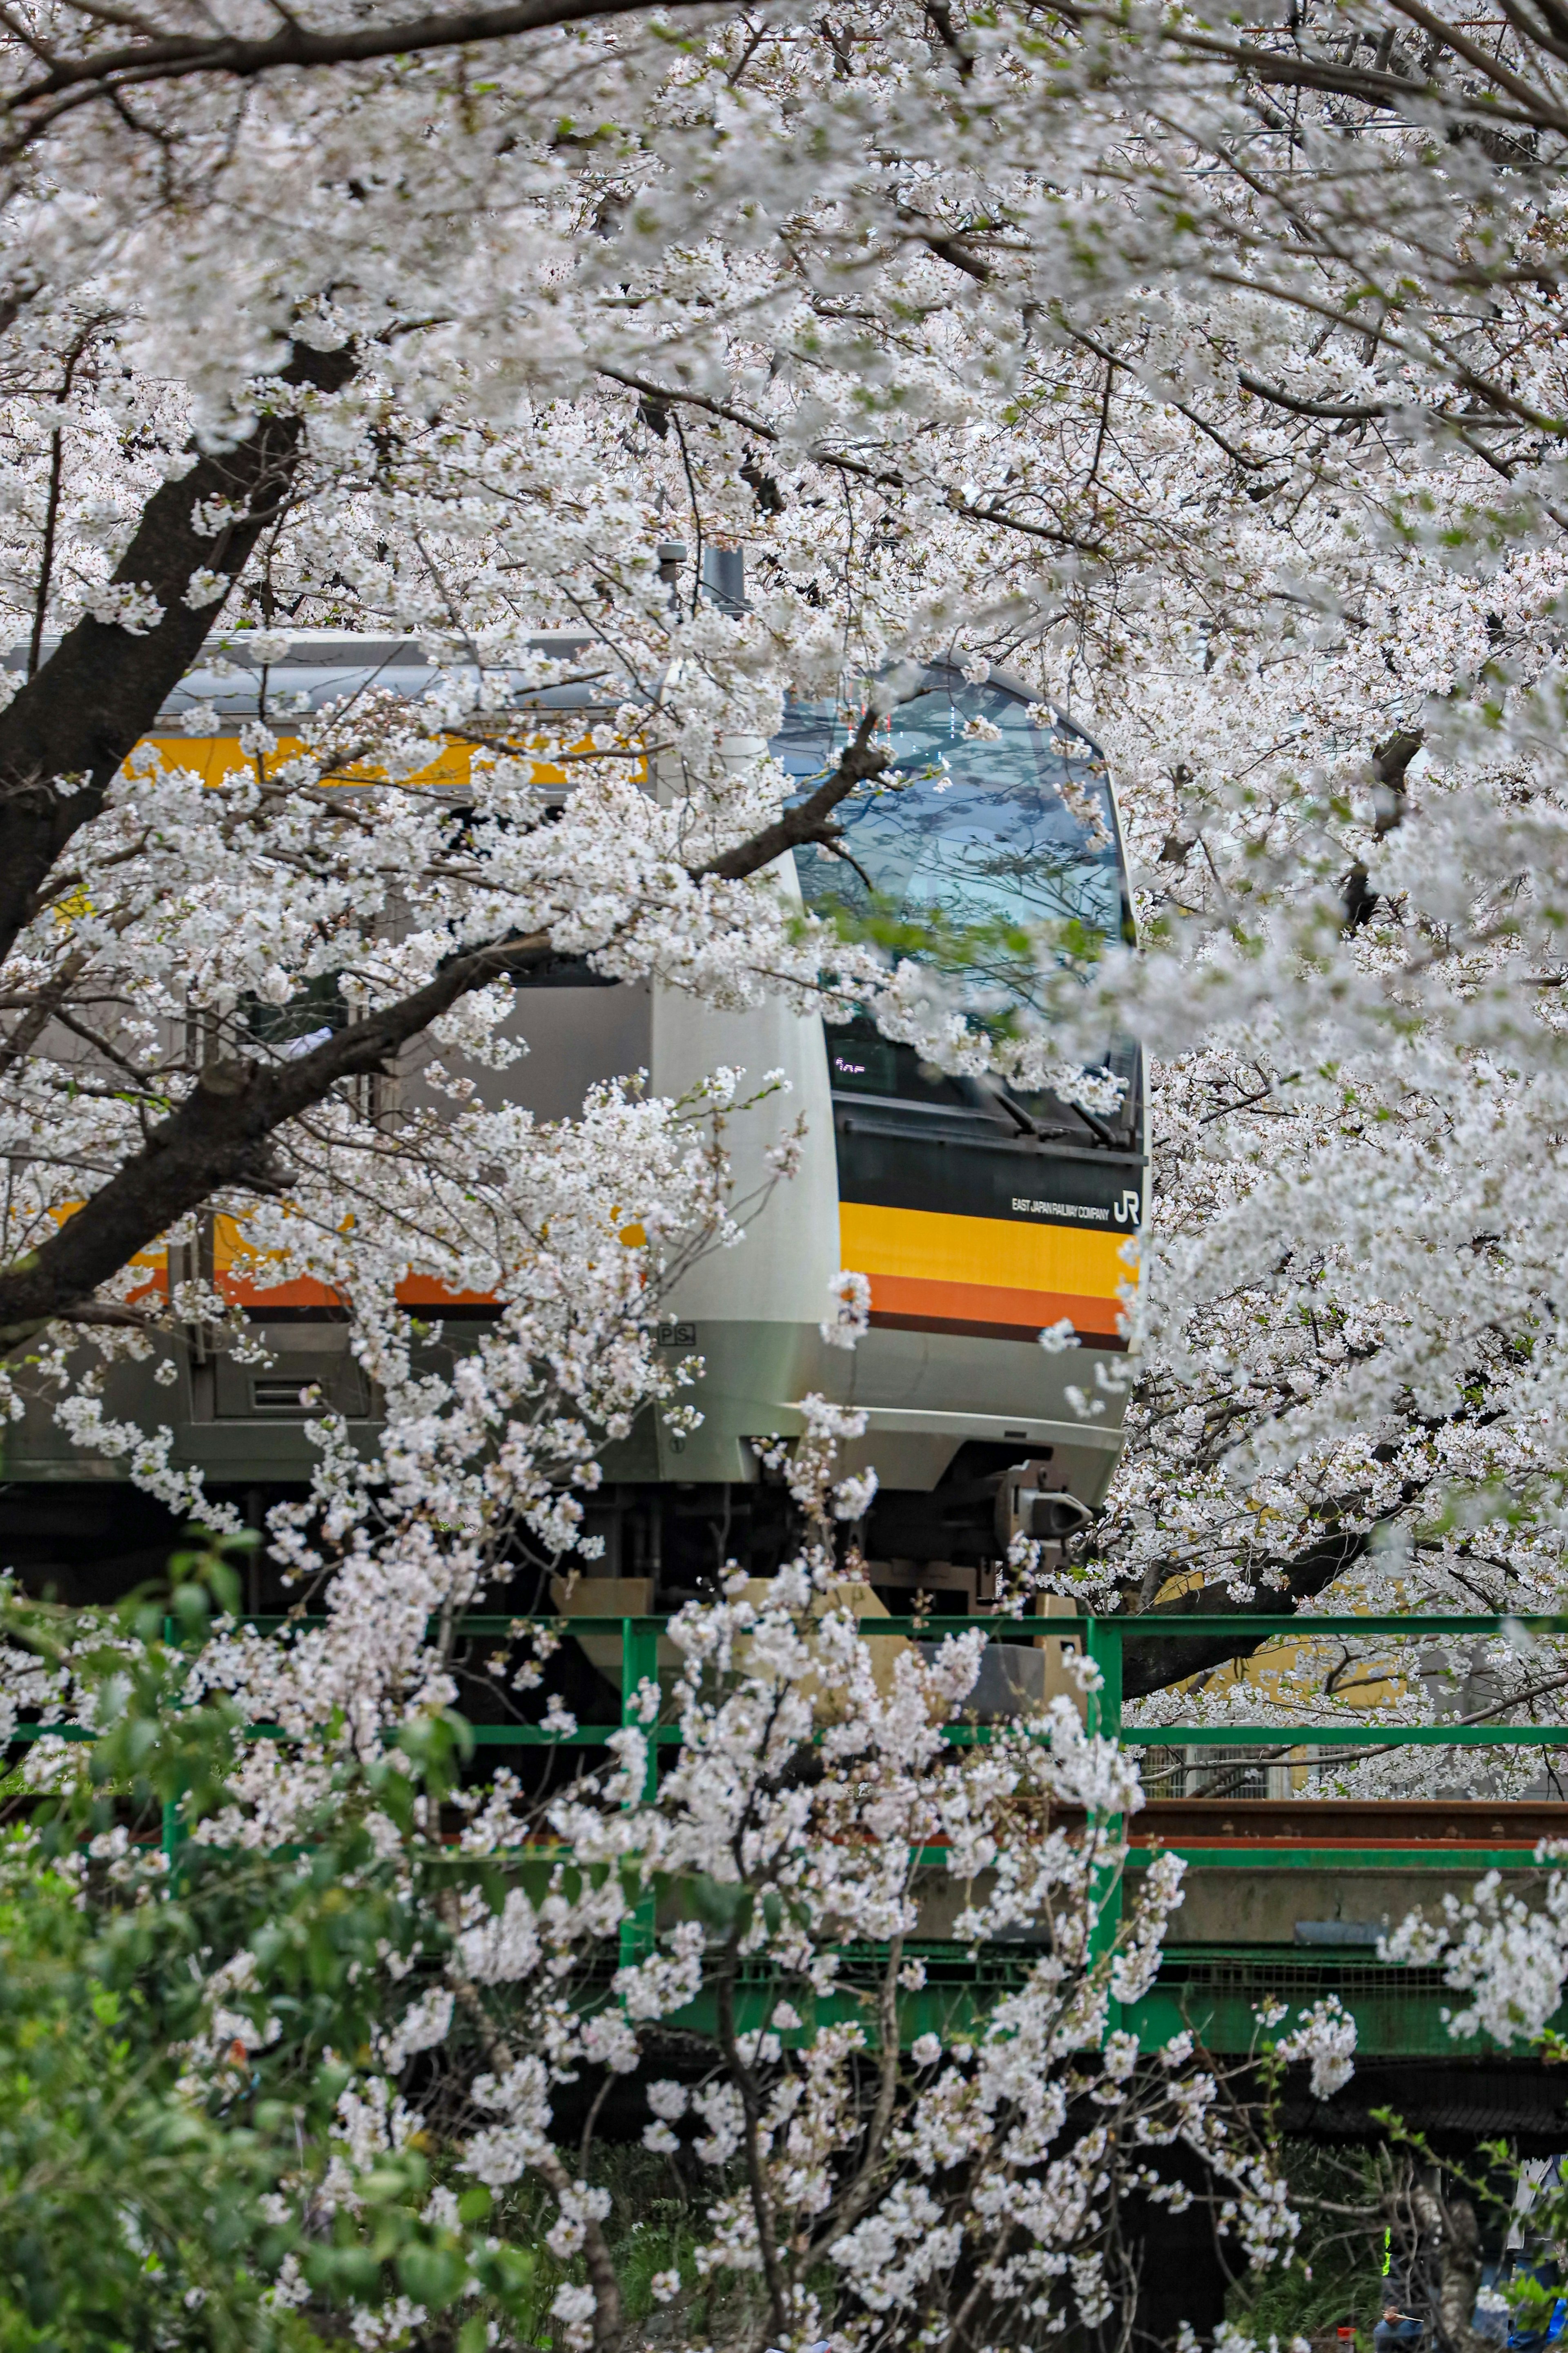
[396,2241,468,2308]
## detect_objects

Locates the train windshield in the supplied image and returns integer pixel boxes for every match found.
[775,671,1125,995]
[774,670,1134,1130]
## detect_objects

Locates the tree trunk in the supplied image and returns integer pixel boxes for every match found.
[0,339,356,970]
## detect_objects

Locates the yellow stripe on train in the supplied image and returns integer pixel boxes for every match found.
[838,1201,1138,1341]
[140,734,590,789]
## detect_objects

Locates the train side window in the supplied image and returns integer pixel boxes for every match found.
[825,1029,898,1093]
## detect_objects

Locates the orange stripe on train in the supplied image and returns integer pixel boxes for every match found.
[861,1271,1127,1341]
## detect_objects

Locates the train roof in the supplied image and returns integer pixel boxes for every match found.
[4,631,1108,763]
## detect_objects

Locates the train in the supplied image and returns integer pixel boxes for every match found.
[0,634,1147,1615]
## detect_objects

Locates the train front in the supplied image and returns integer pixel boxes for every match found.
[782,662,1145,1574]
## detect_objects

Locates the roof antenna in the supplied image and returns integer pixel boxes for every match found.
[701,547,748,614]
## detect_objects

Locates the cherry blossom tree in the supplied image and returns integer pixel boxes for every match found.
[0,0,1567,1631]
[9,0,1568,2333]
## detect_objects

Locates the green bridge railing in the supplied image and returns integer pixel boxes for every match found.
[430,1605,1568,1771]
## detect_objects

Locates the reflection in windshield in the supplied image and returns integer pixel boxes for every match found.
[775,672,1125,1015]
[773,671,1133,1134]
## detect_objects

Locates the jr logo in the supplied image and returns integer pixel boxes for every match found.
[1112,1189,1141,1226]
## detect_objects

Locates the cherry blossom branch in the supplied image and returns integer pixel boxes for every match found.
[437,1893,629,2353]
[712,1934,792,2336]
[599,365,1109,551]
[1381,0,1568,116]
[1060,0,1568,133]
[1120,1524,1377,1698]
[0,718,887,1349]
[802,1925,907,2255]
[1198,1667,1568,1769]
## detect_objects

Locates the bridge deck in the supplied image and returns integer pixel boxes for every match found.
[109,1611,1568,2074]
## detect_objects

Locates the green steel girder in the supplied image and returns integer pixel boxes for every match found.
[641,1947,1555,2059]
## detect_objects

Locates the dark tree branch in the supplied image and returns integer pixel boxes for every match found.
[0,337,357,975]
[0,925,554,1348]
[695,705,889,879]
[1380,0,1568,121]
[1238,370,1390,422]
[1166,18,1568,130]
[911,225,996,283]
[1044,0,1568,134]
[1497,0,1568,70]
[29,429,64,682]
[6,0,719,134]
[597,362,911,493]
[1120,1526,1373,1699]
[0,946,89,1083]
[31,319,107,680]
[923,0,973,77]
